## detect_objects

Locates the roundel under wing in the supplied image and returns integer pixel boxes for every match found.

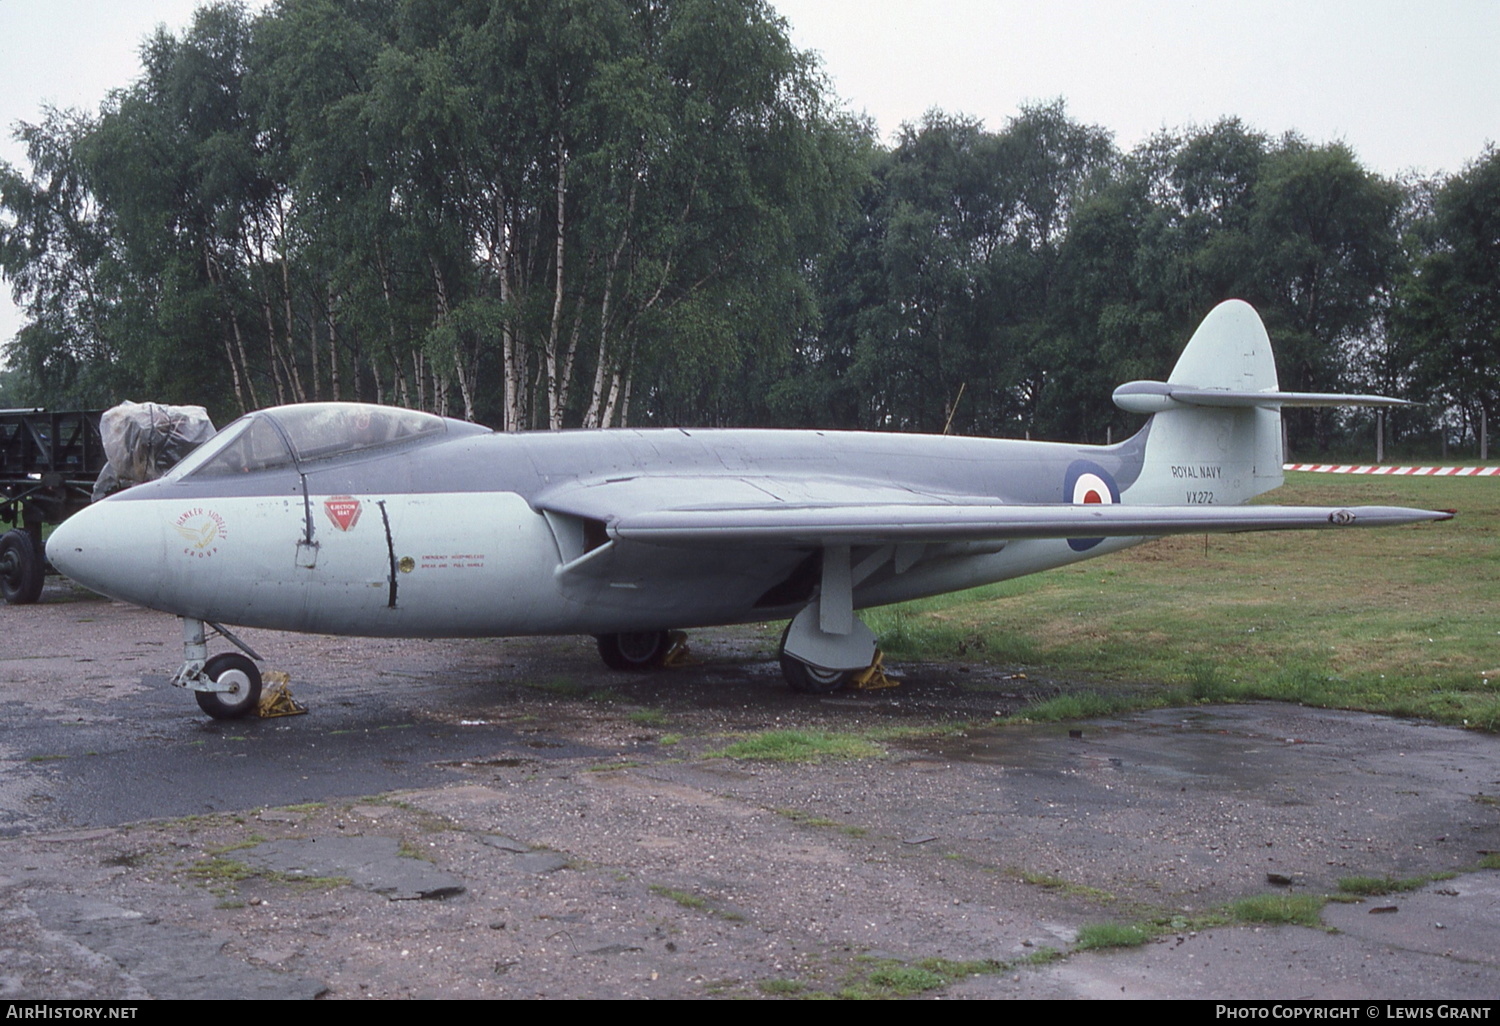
[1064,460,1120,552]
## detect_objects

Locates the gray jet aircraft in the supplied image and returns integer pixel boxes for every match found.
[47,300,1451,718]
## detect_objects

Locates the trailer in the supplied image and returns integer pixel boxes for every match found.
[0,408,106,604]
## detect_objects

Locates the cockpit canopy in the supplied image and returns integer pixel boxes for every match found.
[170,403,479,479]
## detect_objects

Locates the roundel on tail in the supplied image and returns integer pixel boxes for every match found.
[1064,460,1120,552]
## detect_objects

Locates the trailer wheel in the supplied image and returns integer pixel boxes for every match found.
[0,530,44,605]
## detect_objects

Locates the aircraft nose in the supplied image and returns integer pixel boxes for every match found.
[46,499,132,599]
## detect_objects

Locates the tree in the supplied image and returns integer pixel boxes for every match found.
[1,0,859,429]
[1393,148,1500,450]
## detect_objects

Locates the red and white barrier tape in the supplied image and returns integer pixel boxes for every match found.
[1283,464,1500,476]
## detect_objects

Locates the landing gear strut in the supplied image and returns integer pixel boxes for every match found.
[776,544,890,693]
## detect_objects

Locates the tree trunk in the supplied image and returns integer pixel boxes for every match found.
[327,285,341,401]
[202,243,255,412]
[545,145,569,430]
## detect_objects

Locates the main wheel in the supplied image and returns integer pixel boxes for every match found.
[777,623,855,693]
[596,631,672,671]
[0,529,44,605]
[195,653,263,719]
[779,651,853,694]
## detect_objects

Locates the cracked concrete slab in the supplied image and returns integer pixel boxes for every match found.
[241,836,466,901]
[23,894,326,1000]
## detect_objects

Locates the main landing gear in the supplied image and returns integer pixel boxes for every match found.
[595,546,895,694]
[594,623,879,695]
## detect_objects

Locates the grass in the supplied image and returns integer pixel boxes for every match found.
[206,834,267,855]
[754,949,1056,1000]
[747,948,1064,1000]
[1004,866,1117,902]
[774,807,868,837]
[864,965,946,995]
[1067,858,1500,958]
[834,957,1008,999]
[1071,892,1330,953]
[187,856,351,895]
[1074,922,1154,950]
[760,852,1499,998]
[757,979,807,996]
[1228,893,1326,927]
[649,884,709,911]
[859,474,1500,730]
[397,839,434,861]
[649,884,744,922]
[1008,691,1142,723]
[709,729,884,762]
[587,759,645,772]
[1337,873,1454,896]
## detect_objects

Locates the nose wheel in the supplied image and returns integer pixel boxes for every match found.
[194,653,263,719]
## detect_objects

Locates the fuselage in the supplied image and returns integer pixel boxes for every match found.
[47,415,1148,639]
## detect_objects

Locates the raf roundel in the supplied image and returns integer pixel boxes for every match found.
[1064,460,1120,552]
[1072,473,1111,506]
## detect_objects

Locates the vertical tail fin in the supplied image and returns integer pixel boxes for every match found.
[1116,300,1283,506]
[1112,300,1414,507]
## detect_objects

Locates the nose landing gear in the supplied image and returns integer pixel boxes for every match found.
[172,618,266,719]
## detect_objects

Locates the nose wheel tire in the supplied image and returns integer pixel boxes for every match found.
[596,631,672,671]
[195,653,263,719]
[0,529,44,605]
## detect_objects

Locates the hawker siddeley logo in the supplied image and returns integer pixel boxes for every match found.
[173,507,227,558]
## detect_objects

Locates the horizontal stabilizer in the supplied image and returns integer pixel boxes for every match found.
[1115,379,1418,414]
[609,502,1452,547]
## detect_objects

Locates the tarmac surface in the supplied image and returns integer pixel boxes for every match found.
[2,582,1499,999]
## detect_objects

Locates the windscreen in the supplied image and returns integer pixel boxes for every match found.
[175,417,293,478]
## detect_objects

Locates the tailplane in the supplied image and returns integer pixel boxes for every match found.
[1114,300,1414,506]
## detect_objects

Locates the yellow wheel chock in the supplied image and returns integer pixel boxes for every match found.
[850,650,899,690]
[258,671,308,717]
[662,630,696,668]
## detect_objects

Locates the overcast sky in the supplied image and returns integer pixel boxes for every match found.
[2,0,1496,359]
